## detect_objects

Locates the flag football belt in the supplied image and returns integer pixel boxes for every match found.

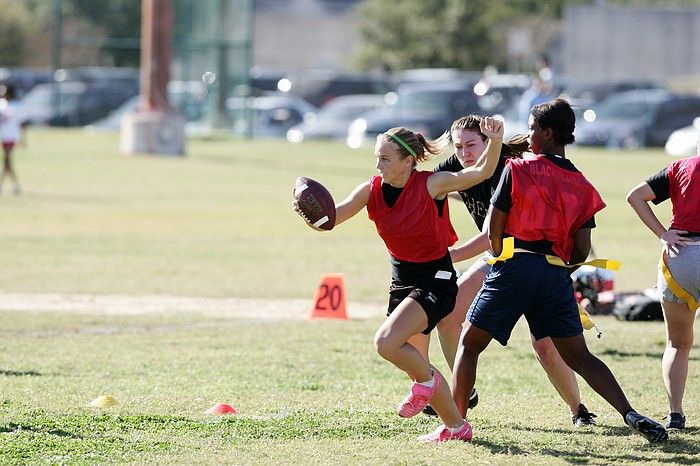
[659,253,699,311]
[486,237,621,271]
[486,237,618,338]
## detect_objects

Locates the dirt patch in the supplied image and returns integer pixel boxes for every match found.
[0,293,384,321]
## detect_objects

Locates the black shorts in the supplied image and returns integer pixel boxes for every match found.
[387,253,458,334]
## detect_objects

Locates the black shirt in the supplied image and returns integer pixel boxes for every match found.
[490,153,596,255]
[645,167,671,205]
[434,155,507,230]
[645,166,700,236]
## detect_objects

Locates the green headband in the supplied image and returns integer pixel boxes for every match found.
[386,132,417,158]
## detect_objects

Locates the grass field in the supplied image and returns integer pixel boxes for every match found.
[0,129,696,464]
[0,128,676,299]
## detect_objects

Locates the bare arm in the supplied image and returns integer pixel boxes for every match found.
[569,228,592,270]
[294,181,370,231]
[487,205,508,257]
[449,231,490,263]
[627,181,691,254]
[427,117,503,198]
[334,181,371,227]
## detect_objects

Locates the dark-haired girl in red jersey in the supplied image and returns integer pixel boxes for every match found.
[451,98,668,444]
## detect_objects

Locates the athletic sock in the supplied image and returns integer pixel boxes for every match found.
[417,374,435,388]
[448,422,465,433]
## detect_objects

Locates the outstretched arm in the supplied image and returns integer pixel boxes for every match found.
[450,231,490,263]
[334,181,371,227]
[293,181,370,231]
[627,181,691,254]
[427,117,504,198]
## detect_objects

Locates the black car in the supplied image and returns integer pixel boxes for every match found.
[284,70,390,107]
[575,90,700,148]
[346,80,481,148]
[18,80,139,127]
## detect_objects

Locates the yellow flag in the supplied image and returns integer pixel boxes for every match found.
[578,304,602,338]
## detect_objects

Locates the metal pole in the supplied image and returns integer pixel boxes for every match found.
[217,0,230,127]
[243,0,254,138]
[51,0,63,122]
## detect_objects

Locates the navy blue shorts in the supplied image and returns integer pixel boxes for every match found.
[467,253,582,346]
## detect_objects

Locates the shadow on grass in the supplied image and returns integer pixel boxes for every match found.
[0,422,82,439]
[471,438,528,455]
[540,446,699,465]
[477,424,700,464]
[0,369,41,377]
[599,349,700,361]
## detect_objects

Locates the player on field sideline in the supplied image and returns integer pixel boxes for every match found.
[294,118,504,443]
[627,137,700,431]
[417,114,597,427]
[0,84,22,195]
[447,99,667,443]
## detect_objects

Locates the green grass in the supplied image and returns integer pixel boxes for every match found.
[0,129,694,464]
[0,128,674,299]
[1,312,697,464]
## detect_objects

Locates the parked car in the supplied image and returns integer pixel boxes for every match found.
[286,94,386,143]
[346,80,481,148]
[85,81,212,136]
[563,79,665,112]
[574,90,700,148]
[227,94,317,138]
[473,73,531,116]
[17,79,139,127]
[0,67,53,98]
[282,70,390,107]
[392,68,481,89]
[665,117,700,157]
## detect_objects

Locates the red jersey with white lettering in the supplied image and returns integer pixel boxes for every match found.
[367,170,457,262]
[504,155,605,262]
[668,155,700,232]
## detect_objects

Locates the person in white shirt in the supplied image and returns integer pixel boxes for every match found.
[0,84,22,194]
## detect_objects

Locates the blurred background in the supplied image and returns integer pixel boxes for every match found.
[0,0,699,155]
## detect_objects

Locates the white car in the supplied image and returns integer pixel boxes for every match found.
[665,117,700,157]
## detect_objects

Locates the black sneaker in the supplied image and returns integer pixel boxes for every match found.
[625,411,669,443]
[422,387,479,416]
[572,403,597,427]
[664,412,686,430]
[468,387,479,409]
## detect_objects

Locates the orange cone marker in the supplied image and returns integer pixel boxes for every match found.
[206,403,238,415]
[310,273,347,320]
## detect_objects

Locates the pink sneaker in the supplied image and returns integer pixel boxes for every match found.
[418,421,473,443]
[397,369,441,418]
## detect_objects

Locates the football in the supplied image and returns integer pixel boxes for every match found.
[293,176,336,230]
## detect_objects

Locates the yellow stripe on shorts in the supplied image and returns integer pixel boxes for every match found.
[659,253,699,311]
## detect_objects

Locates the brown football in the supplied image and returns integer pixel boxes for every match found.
[293,176,336,230]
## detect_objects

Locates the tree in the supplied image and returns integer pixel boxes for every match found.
[353,0,589,71]
[67,0,142,67]
[0,0,35,66]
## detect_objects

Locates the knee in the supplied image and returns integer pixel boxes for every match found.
[373,331,396,360]
[459,333,486,358]
[532,338,560,364]
[436,317,462,338]
[667,337,694,353]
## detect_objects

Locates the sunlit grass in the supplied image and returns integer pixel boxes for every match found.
[0,129,673,299]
